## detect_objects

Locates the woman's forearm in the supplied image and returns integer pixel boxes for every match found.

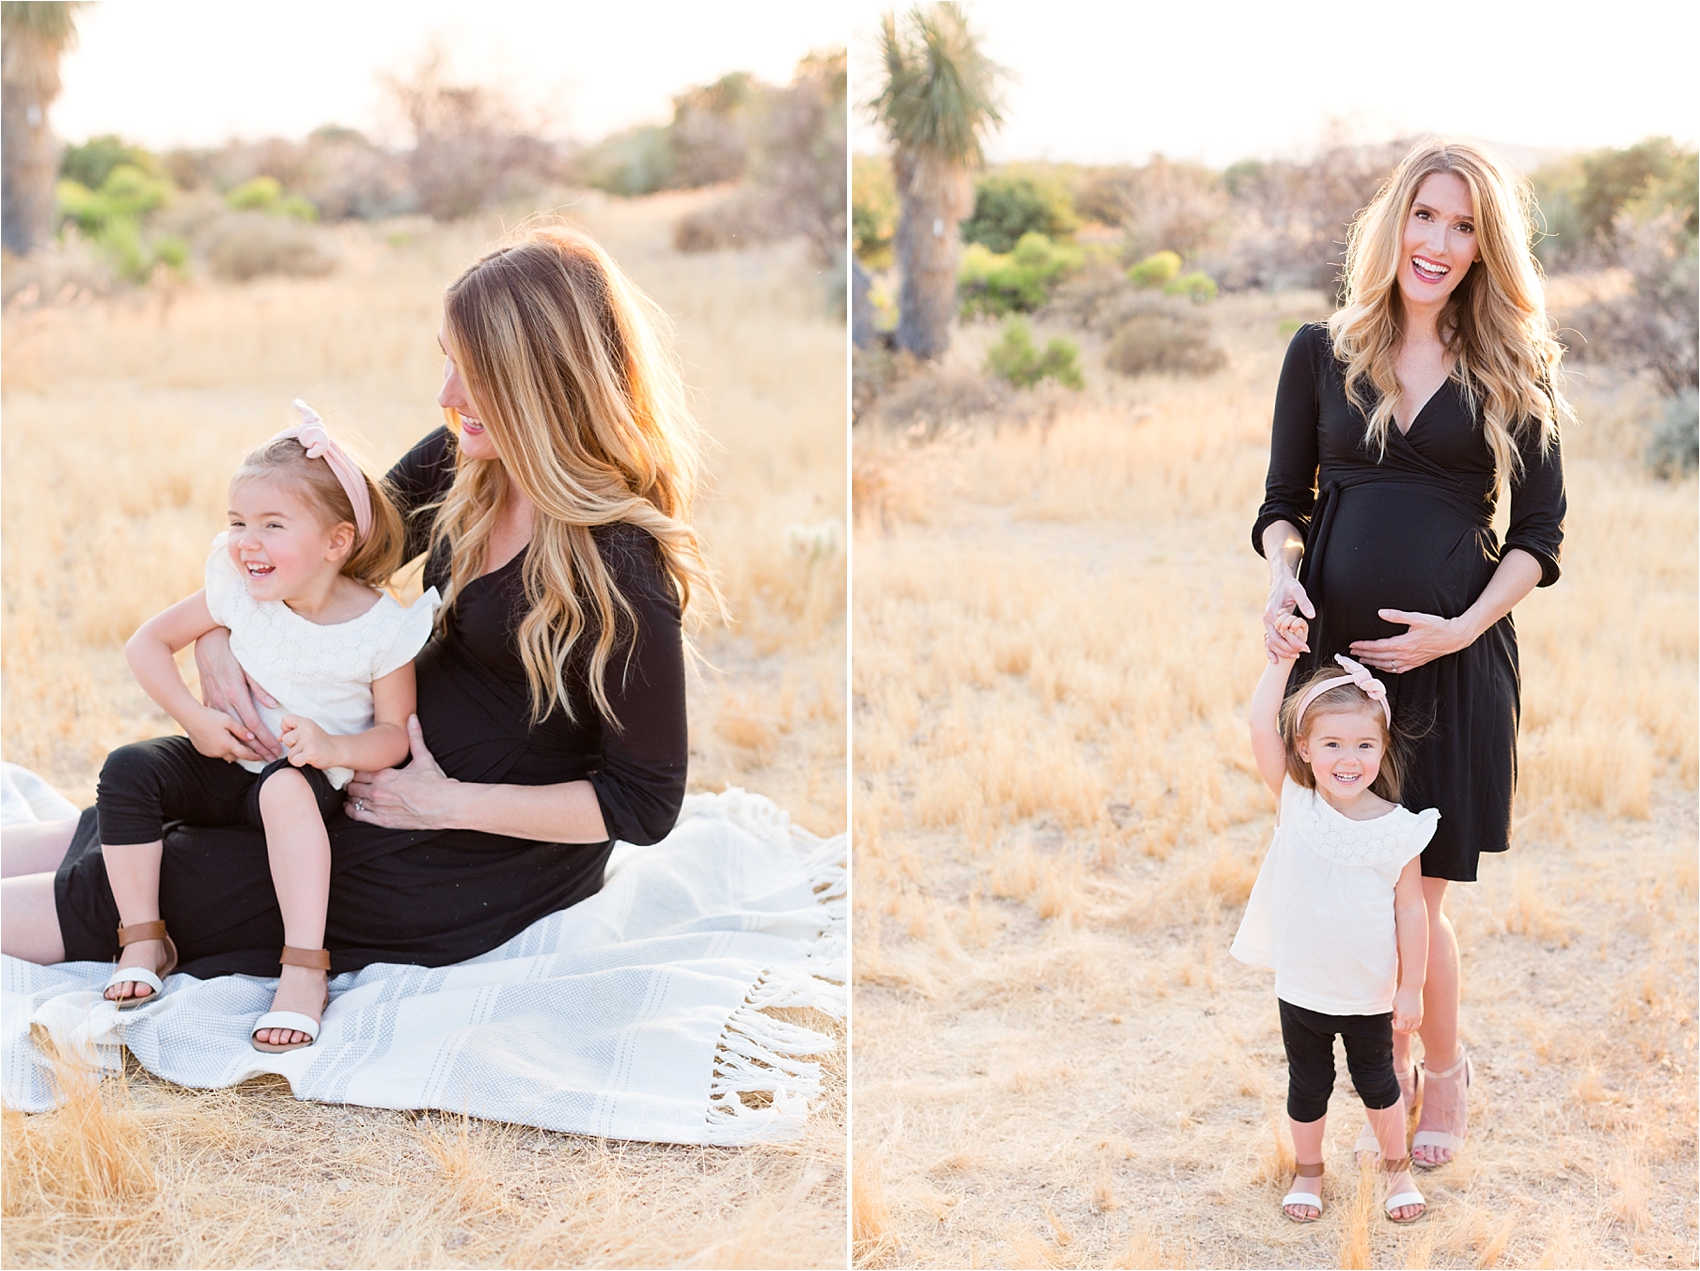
[445,778,610,843]
[1456,548,1543,643]
[1261,519,1304,580]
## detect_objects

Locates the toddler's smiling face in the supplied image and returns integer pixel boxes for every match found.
[1296,708,1387,808]
[226,474,352,605]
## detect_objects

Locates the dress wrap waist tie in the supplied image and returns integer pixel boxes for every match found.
[1296,472,1493,608]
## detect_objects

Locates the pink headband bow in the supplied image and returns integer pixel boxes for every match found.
[270,400,372,543]
[1294,654,1392,729]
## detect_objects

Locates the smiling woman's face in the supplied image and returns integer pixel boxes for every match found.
[1399,171,1479,307]
[437,327,499,462]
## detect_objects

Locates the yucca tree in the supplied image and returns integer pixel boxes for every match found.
[871,3,1006,359]
[2,1,82,256]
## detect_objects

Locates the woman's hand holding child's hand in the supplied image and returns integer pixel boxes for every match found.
[1268,614,1309,664]
[280,715,339,770]
[186,706,269,763]
[1392,985,1423,1034]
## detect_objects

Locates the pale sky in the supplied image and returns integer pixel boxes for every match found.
[53,1,846,149]
[850,0,1698,167]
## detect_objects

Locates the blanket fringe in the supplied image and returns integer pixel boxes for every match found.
[703,968,841,1146]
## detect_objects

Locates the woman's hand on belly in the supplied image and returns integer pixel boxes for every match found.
[344,714,463,830]
[1348,550,1545,674]
[1348,608,1471,674]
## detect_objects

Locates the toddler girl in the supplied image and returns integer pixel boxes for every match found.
[98,401,438,1053]
[1231,616,1436,1224]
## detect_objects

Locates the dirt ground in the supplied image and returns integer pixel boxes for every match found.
[850,295,1698,1269]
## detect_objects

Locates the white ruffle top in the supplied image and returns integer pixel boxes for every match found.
[1230,776,1439,1015]
[204,534,439,789]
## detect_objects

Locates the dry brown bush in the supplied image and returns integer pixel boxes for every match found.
[203,209,340,281]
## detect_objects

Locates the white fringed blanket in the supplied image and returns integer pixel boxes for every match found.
[0,764,844,1145]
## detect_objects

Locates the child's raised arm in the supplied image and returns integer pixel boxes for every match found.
[128,592,267,763]
[1249,616,1307,796]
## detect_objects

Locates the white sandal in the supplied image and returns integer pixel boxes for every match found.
[1411,1049,1470,1169]
[251,946,331,1053]
[103,920,178,1008]
[1281,1161,1324,1222]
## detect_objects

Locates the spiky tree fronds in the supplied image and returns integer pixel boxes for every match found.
[872,4,1005,174]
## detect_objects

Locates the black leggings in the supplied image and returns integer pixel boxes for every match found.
[96,735,341,846]
[1279,998,1401,1123]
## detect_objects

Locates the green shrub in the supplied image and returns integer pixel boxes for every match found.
[1105,312,1225,378]
[60,135,159,191]
[985,317,1085,390]
[961,172,1078,254]
[223,177,318,220]
[1127,250,1182,288]
[1163,269,1218,302]
[852,153,897,269]
[1649,389,1698,478]
[57,164,171,234]
[959,232,1084,317]
[56,164,183,282]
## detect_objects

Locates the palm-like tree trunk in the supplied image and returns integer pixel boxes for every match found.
[892,154,972,360]
[2,2,80,257]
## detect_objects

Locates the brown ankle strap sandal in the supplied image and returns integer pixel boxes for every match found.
[251,946,332,1054]
[279,945,332,971]
[104,921,179,1009]
[1382,1155,1426,1223]
[1281,1161,1324,1222]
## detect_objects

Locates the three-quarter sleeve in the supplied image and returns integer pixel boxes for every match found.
[1252,324,1324,557]
[384,427,458,565]
[585,526,688,846]
[1502,421,1566,587]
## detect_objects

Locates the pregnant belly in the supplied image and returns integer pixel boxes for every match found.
[1316,486,1497,642]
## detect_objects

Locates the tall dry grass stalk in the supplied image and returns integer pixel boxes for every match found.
[852,294,1697,1267]
[2,189,845,1268]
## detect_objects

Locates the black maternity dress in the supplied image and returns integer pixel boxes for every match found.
[55,426,688,975]
[1252,324,1566,882]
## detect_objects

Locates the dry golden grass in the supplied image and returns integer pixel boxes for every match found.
[2,189,846,1268]
[851,294,1697,1268]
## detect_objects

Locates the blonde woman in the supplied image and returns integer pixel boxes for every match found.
[5,227,719,986]
[1256,140,1568,1171]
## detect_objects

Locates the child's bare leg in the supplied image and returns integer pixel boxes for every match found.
[253,770,330,1047]
[1367,1099,1423,1220]
[1286,1115,1326,1220]
[102,840,167,1002]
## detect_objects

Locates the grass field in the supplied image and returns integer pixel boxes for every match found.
[2,189,847,1268]
[850,294,1697,1269]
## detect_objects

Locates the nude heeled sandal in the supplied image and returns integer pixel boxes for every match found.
[250,945,331,1053]
[1281,1161,1324,1222]
[1412,1048,1471,1169]
[103,920,179,1008]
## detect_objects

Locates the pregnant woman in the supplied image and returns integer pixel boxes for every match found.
[2,226,721,991]
[1255,140,1568,1169]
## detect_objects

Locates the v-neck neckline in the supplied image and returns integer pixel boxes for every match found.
[1395,376,1450,438]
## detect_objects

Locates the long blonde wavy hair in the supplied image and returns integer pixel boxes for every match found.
[1328,139,1572,486]
[435,225,723,726]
